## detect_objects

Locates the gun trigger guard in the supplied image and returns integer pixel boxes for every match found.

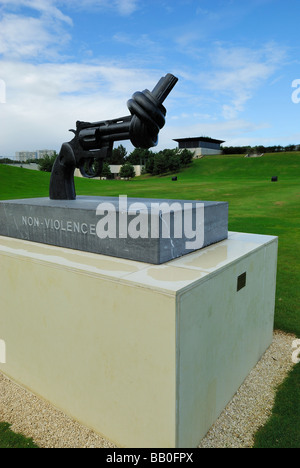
[79,148,106,179]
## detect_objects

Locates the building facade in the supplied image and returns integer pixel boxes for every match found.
[15,151,37,162]
[174,137,225,158]
[16,150,56,162]
[37,150,56,159]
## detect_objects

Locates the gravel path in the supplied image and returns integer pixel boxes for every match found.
[0,330,296,449]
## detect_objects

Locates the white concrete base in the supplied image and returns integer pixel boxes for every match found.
[0,232,278,447]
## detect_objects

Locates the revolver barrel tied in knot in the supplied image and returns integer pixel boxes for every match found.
[49,73,178,200]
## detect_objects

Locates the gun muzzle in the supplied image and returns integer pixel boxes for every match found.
[127,73,178,148]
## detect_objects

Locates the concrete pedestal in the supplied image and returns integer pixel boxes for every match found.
[0,232,278,448]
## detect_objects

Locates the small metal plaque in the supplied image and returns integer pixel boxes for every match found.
[237,272,247,291]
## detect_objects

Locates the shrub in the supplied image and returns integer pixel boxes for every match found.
[127,147,194,176]
[38,153,57,172]
[120,162,135,179]
[101,162,112,178]
[179,148,194,166]
[127,148,153,165]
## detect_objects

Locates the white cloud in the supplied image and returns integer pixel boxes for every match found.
[160,118,270,149]
[0,61,164,156]
[0,1,73,60]
[0,0,139,17]
[197,43,286,119]
[113,32,157,49]
[114,0,139,15]
[0,0,162,156]
[0,55,288,156]
[58,0,139,16]
[0,0,72,24]
[0,13,71,59]
[0,2,291,156]
[0,0,140,60]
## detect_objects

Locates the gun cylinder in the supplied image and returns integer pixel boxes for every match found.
[78,116,131,150]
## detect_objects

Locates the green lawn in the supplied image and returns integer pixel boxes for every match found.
[0,152,299,448]
[0,422,38,448]
[253,363,300,448]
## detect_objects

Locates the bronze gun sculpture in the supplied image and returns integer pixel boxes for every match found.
[49,73,178,200]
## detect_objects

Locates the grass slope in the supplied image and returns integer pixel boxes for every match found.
[0,152,299,448]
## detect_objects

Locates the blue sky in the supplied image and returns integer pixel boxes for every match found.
[0,0,300,157]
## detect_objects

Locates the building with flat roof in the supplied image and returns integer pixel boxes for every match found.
[16,149,56,162]
[37,150,55,159]
[15,151,37,162]
[173,137,225,158]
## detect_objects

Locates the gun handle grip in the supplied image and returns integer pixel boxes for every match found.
[49,143,76,200]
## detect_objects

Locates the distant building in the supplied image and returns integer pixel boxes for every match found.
[109,165,143,178]
[15,151,37,162]
[37,150,55,159]
[16,149,56,162]
[173,137,225,158]
[107,165,145,178]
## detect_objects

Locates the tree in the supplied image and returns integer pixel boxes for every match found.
[152,149,182,175]
[179,148,194,166]
[110,145,127,164]
[152,152,170,175]
[101,162,112,178]
[120,162,135,179]
[127,148,153,165]
[145,153,155,174]
[0,157,15,164]
[38,152,57,172]
[143,148,194,176]
[168,152,181,173]
[285,144,296,152]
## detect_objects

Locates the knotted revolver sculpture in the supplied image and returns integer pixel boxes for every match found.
[49,73,178,200]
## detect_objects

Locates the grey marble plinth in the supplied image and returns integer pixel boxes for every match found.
[0,196,228,264]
